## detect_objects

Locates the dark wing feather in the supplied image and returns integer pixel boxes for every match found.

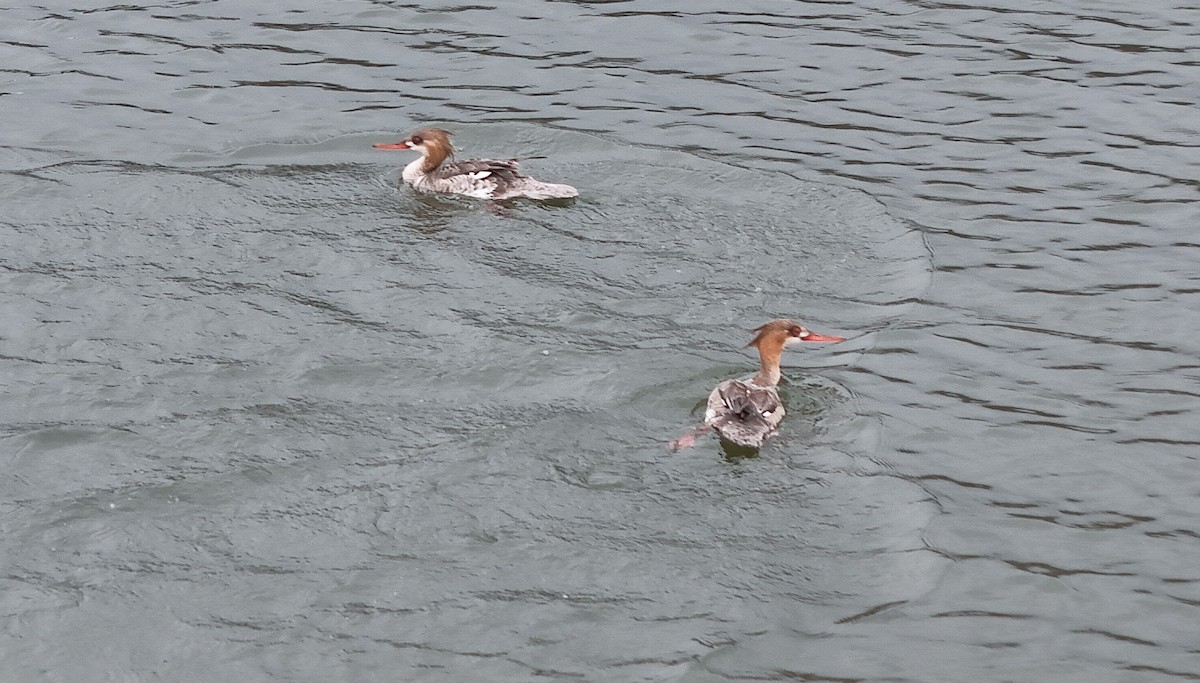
[435,158,523,195]
[717,381,781,427]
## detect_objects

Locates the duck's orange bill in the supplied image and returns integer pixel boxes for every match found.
[802,333,846,343]
[373,141,410,150]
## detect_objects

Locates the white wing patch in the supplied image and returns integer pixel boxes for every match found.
[465,171,492,180]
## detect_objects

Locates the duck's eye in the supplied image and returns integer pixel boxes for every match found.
[411,135,423,145]
[789,326,805,337]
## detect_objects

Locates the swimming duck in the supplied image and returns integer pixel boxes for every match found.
[373,127,578,200]
[671,319,845,450]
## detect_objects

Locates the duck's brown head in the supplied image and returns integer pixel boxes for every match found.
[373,127,454,170]
[748,318,846,350]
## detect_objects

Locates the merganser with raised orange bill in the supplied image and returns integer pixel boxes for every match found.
[671,319,846,450]
[373,127,578,200]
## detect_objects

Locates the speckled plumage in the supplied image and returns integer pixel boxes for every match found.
[672,318,845,450]
[704,378,784,449]
[379,127,578,200]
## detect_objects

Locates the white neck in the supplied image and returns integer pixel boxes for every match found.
[402,155,428,184]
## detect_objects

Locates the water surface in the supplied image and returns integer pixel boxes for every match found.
[2,1,1198,681]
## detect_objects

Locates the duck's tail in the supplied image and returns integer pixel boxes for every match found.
[510,179,579,200]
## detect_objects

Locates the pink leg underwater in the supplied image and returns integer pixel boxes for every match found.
[668,433,697,450]
[668,423,712,451]
[485,200,514,217]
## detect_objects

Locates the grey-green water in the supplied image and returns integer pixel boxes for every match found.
[2,1,1197,681]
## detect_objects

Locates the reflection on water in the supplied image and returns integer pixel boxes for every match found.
[3,0,1198,680]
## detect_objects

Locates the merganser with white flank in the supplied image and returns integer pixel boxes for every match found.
[373,127,578,200]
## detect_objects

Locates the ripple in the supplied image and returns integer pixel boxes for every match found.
[4,0,1200,680]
